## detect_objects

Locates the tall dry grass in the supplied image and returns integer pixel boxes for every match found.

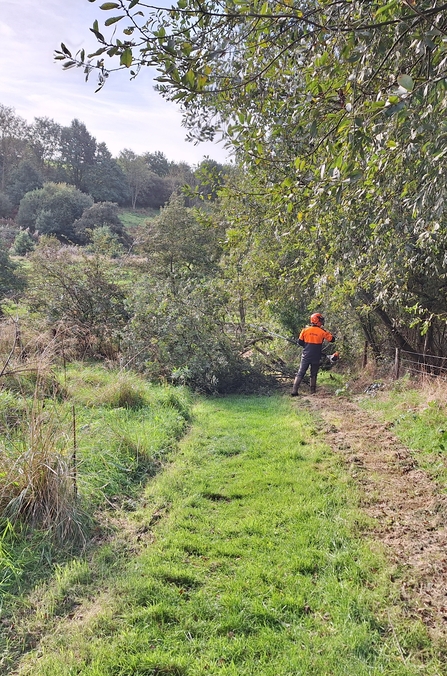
[0,398,86,544]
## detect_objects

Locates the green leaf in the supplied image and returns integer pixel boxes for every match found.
[90,22,105,41]
[397,74,414,92]
[100,2,120,9]
[384,101,406,117]
[104,15,125,26]
[88,47,107,57]
[185,69,195,87]
[294,157,306,171]
[129,0,139,7]
[374,0,398,19]
[60,43,72,57]
[120,47,133,67]
[260,2,270,15]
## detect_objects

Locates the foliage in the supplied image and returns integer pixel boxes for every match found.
[59,119,97,190]
[117,149,172,210]
[0,191,13,218]
[123,275,260,392]
[86,226,125,257]
[0,245,24,306]
[143,191,223,276]
[65,0,447,357]
[117,149,152,209]
[28,116,62,170]
[10,230,36,256]
[17,182,93,241]
[193,158,227,201]
[27,237,129,358]
[72,200,129,245]
[0,104,28,192]
[144,150,171,176]
[83,142,129,205]
[7,161,43,207]
[135,170,172,209]
[0,220,20,249]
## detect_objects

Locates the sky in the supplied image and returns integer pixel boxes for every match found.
[0,0,230,165]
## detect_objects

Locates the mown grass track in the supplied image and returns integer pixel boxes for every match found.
[14,395,445,675]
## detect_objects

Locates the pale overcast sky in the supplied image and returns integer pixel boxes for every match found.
[0,0,229,165]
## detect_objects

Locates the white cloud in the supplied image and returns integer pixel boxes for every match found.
[0,0,230,164]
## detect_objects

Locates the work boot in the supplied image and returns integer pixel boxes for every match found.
[310,376,317,394]
[291,375,303,396]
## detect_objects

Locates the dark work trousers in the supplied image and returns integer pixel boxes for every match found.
[296,357,319,379]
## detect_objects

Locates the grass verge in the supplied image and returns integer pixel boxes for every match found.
[358,376,447,489]
[10,394,445,675]
[0,365,192,673]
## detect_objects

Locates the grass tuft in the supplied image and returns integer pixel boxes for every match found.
[0,401,85,543]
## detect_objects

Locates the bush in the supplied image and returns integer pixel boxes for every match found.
[17,183,93,242]
[27,238,129,359]
[7,160,43,207]
[0,220,20,250]
[73,201,130,246]
[10,230,35,256]
[0,244,25,303]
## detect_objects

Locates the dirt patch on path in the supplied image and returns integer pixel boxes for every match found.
[301,391,447,639]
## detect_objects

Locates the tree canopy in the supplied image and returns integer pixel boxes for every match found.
[59,1,447,356]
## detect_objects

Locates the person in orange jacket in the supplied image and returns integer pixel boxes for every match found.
[291,313,335,395]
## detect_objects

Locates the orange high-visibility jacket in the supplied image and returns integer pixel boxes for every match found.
[298,325,335,362]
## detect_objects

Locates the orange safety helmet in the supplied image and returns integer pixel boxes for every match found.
[310,313,324,327]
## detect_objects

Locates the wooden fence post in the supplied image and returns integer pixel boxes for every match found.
[394,347,401,380]
[72,405,78,500]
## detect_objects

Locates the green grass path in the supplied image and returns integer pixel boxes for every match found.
[19,395,443,676]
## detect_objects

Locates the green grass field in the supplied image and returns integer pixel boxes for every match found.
[9,394,444,676]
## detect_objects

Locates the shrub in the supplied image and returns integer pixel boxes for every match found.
[26,238,129,359]
[0,244,25,303]
[7,160,43,207]
[10,230,35,256]
[17,183,93,242]
[123,278,265,393]
[73,201,130,246]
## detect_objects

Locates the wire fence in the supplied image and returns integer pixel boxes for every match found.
[395,348,447,379]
